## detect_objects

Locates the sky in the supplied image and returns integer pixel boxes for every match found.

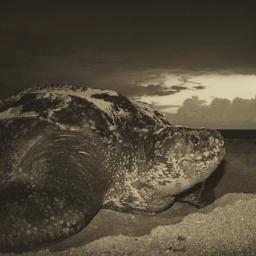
[137,73,256,112]
[1,1,256,127]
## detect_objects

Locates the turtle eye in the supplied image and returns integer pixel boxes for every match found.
[190,135,200,145]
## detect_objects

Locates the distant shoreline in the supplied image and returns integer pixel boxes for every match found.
[218,129,256,139]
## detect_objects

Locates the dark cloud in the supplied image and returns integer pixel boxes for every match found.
[126,81,205,98]
[193,85,205,90]
[0,1,256,98]
[133,84,178,97]
[170,85,188,92]
[165,96,256,129]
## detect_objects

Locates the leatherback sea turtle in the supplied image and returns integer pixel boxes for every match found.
[0,85,225,252]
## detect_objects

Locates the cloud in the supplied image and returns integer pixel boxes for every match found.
[170,85,188,91]
[193,85,205,90]
[165,96,256,129]
[179,75,203,85]
[128,82,205,97]
[131,84,181,97]
[124,73,207,98]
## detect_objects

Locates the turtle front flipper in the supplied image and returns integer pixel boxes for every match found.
[175,182,215,208]
[103,177,176,214]
[0,131,111,253]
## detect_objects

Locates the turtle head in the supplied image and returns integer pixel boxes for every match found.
[153,127,225,195]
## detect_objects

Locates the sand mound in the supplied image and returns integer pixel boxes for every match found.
[2,193,256,256]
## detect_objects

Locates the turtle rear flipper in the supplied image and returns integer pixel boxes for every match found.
[0,131,110,252]
[175,182,215,208]
[0,185,95,252]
